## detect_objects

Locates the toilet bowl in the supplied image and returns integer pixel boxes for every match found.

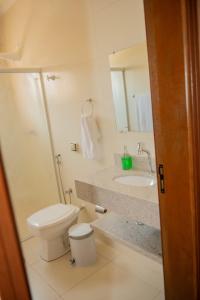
[27,204,80,261]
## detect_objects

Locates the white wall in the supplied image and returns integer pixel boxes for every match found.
[85,0,155,154]
[0,0,90,66]
[42,0,155,214]
[0,0,156,222]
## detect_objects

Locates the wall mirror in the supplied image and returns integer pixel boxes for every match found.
[109,43,153,133]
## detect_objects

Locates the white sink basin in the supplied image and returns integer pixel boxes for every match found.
[113,174,156,187]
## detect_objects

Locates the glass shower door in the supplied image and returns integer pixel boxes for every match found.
[0,72,60,240]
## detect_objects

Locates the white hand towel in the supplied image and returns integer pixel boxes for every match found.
[135,93,153,132]
[80,114,101,160]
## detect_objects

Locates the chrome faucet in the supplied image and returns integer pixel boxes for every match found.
[137,142,154,173]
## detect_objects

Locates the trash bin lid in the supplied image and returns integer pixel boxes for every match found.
[69,223,93,240]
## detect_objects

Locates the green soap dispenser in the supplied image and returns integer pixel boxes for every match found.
[121,146,133,170]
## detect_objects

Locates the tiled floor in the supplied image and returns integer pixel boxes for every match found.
[22,236,165,300]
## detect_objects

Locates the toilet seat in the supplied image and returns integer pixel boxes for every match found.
[27,204,79,229]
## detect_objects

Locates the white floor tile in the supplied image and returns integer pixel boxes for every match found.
[22,236,164,300]
[96,239,120,260]
[113,249,164,290]
[26,266,61,300]
[62,262,160,300]
[21,237,40,265]
[31,253,109,296]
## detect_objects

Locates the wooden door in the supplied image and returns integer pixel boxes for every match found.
[144,0,200,299]
[0,153,31,300]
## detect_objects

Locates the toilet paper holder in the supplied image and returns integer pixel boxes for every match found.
[95,205,107,214]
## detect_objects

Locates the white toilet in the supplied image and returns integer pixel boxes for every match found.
[27,204,80,261]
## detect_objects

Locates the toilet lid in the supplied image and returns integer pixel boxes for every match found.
[27,204,79,228]
[69,223,93,239]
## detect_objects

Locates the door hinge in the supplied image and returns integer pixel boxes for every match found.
[158,164,165,193]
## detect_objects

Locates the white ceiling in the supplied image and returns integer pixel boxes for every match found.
[0,0,16,15]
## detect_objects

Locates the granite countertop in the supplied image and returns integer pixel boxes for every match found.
[76,166,158,204]
[93,212,162,263]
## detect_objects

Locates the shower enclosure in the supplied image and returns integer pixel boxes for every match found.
[0,70,62,240]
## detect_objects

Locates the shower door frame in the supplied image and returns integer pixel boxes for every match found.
[0,68,65,298]
[0,68,64,211]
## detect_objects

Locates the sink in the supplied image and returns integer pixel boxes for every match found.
[113,174,156,187]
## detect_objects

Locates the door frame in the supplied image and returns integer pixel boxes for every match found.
[0,153,31,300]
[0,0,200,299]
[144,0,200,299]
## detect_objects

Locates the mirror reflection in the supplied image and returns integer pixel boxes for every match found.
[109,43,153,133]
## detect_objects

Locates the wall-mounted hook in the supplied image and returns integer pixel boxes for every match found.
[81,98,94,116]
[47,75,60,81]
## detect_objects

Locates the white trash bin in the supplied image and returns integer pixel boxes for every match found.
[69,223,96,267]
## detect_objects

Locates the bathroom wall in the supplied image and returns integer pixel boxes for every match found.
[0,0,156,221]
[0,0,90,66]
